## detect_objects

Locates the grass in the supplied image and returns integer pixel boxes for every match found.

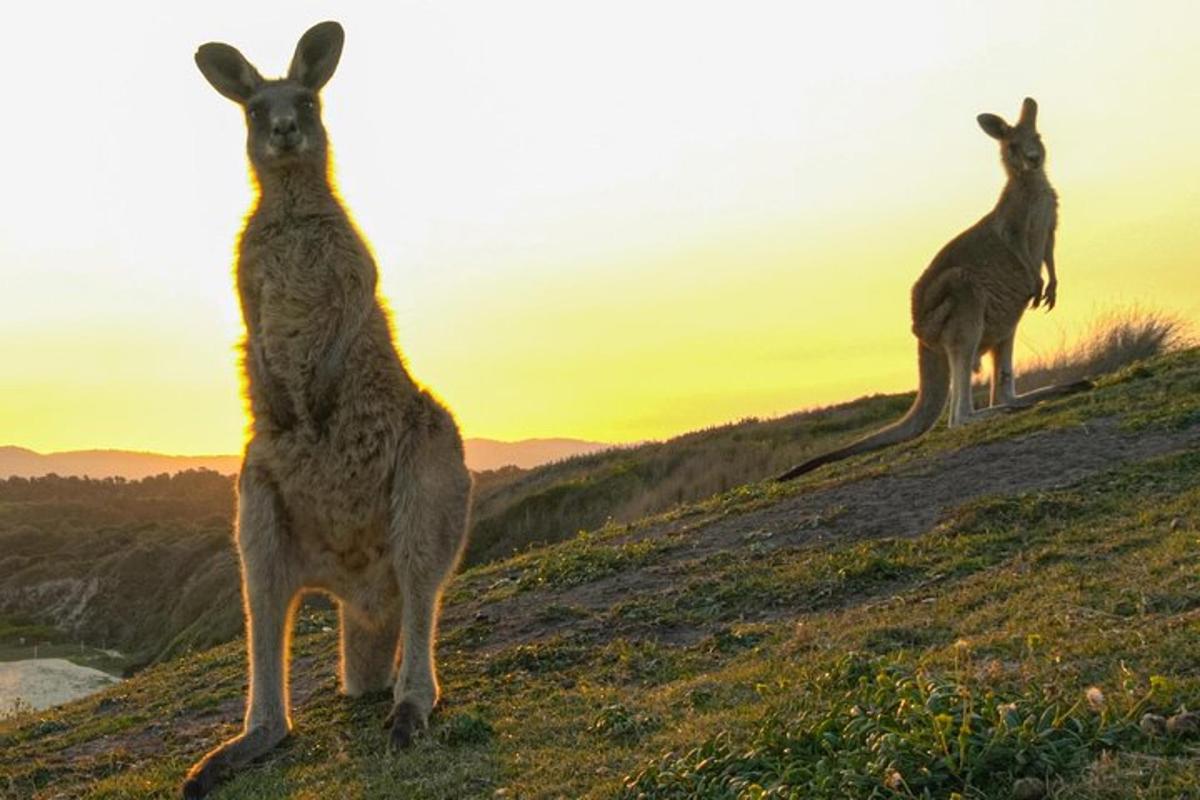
[0,345,1199,798]
[513,530,676,592]
[623,653,1143,799]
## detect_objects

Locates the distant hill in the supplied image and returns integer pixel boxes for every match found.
[463,438,611,471]
[0,447,241,480]
[0,438,611,480]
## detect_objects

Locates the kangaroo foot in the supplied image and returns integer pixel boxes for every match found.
[182,723,289,799]
[384,698,430,751]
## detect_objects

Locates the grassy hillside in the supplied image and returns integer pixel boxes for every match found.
[2,346,1198,799]
[466,311,1186,566]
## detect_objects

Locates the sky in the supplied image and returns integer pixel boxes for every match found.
[1,1,1197,455]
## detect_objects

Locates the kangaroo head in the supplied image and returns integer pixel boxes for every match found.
[977,97,1045,175]
[196,22,344,173]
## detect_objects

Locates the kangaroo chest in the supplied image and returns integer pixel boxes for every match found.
[1018,191,1056,265]
[992,184,1057,269]
[240,224,339,382]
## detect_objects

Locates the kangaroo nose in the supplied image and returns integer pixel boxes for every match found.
[271,117,298,137]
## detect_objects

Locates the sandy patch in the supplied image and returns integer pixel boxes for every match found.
[0,658,120,716]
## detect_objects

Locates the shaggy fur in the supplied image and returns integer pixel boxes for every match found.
[184,21,470,798]
[779,98,1090,482]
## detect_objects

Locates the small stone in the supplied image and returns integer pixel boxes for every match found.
[474,610,491,622]
[95,696,122,711]
[1011,776,1045,800]
[1167,711,1200,737]
[1140,712,1168,737]
[1169,517,1187,531]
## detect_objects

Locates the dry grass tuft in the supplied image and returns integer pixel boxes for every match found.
[1017,309,1191,391]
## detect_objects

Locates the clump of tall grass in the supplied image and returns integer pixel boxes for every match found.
[1017,308,1191,392]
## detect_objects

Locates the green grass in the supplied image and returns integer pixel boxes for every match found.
[1,347,1199,799]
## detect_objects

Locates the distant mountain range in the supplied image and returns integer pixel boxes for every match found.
[462,438,612,471]
[0,438,611,480]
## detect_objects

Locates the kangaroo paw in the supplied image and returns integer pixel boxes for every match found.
[386,699,428,751]
[182,724,288,798]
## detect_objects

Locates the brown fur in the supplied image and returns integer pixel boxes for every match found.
[778,98,1090,482]
[185,22,470,798]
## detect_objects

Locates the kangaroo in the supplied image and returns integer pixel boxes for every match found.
[778,98,1091,482]
[186,22,471,798]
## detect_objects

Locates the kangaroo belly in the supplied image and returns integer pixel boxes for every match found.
[256,285,333,396]
[914,226,1033,349]
[246,389,455,550]
[971,255,1032,347]
[260,417,398,536]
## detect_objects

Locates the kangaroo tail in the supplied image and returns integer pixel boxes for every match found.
[776,342,949,482]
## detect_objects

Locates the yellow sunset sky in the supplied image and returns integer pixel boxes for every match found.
[1,1,1197,455]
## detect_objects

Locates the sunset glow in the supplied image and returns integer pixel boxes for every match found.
[2,1,1197,455]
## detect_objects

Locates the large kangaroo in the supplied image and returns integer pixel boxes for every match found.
[778,98,1090,482]
[186,22,471,798]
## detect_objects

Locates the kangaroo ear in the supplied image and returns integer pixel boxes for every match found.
[977,113,1010,140]
[1019,97,1038,128]
[195,43,263,104]
[288,21,344,91]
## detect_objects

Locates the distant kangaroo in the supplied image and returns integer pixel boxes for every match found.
[186,22,470,797]
[778,98,1091,482]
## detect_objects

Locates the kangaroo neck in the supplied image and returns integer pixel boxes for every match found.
[252,161,340,219]
[992,169,1051,226]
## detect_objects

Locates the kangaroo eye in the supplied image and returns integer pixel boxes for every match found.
[300,98,315,110]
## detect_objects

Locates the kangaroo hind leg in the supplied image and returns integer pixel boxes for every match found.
[991,333,1093,410]
[946,338,978,428]
[990,335,1018,407]
[183,465,299,799]
[385,440,471,750]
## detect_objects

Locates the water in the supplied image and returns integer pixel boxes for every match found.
[0,658,121,717]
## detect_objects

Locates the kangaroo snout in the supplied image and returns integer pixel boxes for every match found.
[270,116,301,148]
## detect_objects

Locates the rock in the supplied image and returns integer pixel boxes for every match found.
[94,695,124,711]
[1140,712,1168,737]
[1167,711,1200,737]
[1012,777,1046,800]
